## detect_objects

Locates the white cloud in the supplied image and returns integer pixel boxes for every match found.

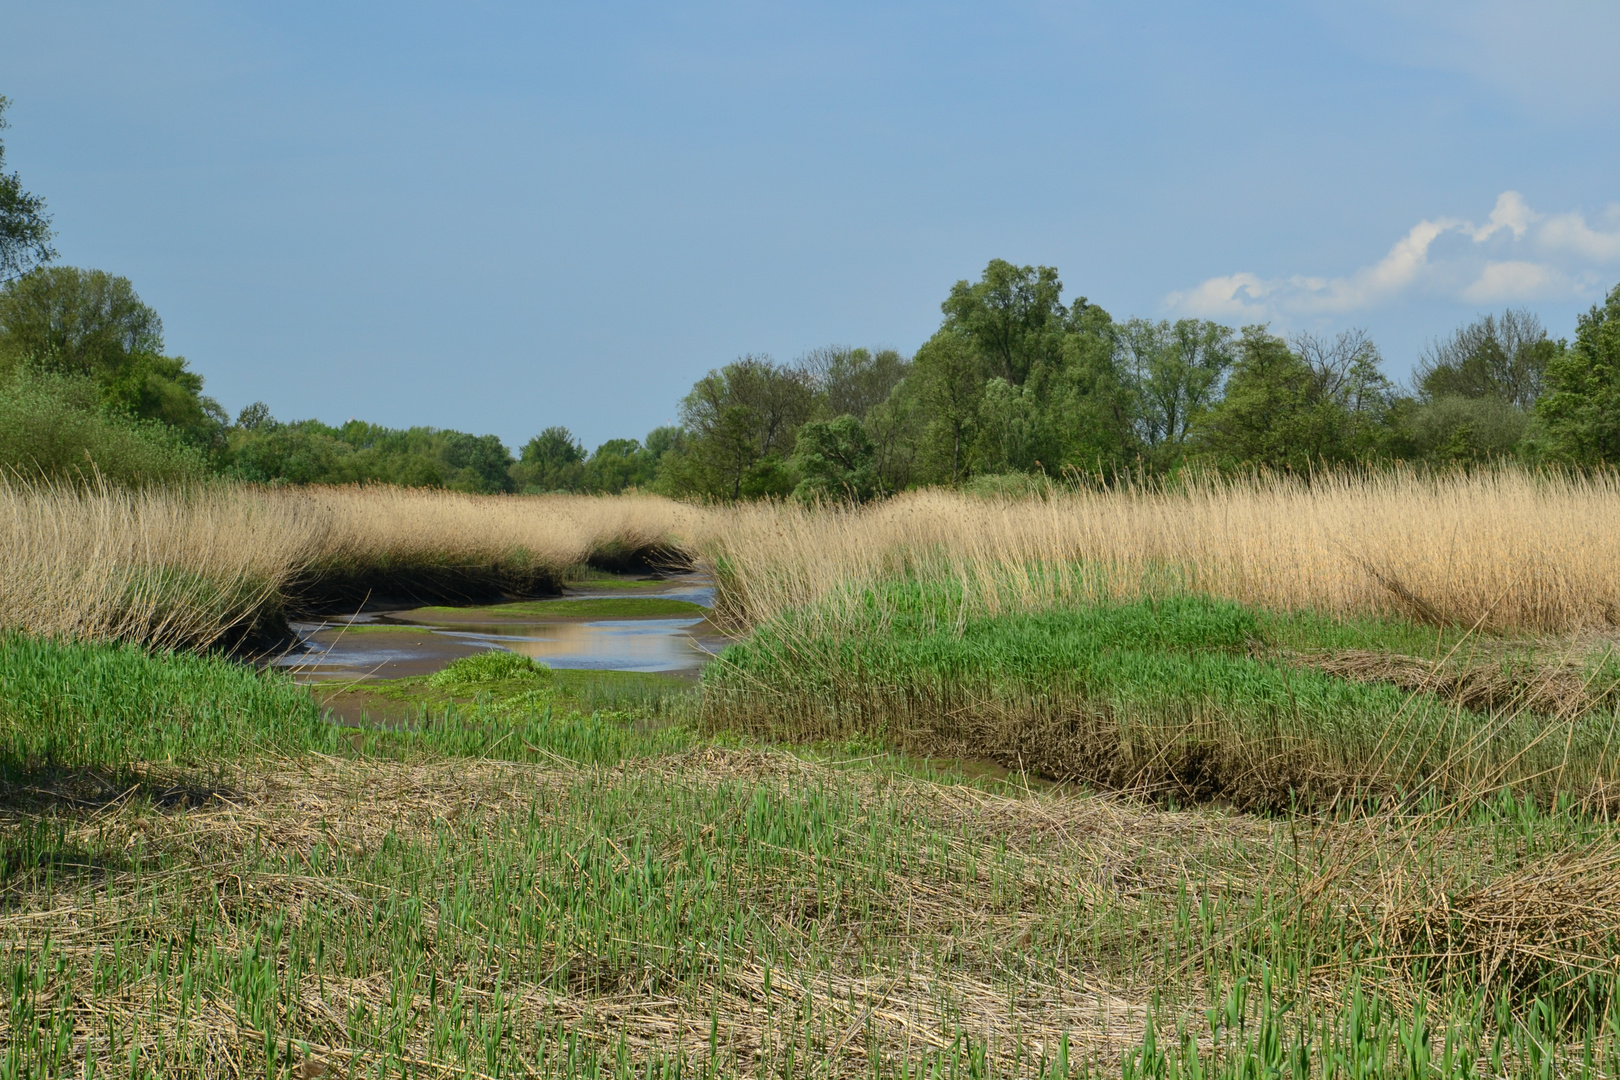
[1164,273,1271,319]
[1470,191,1535,242]
[1538,207,1620,261]
[1168,192,1619,321]
[1461,261,1561,303]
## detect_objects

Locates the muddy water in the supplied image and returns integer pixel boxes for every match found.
[272,573,727,682]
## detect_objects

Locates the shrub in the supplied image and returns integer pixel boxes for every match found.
[0,369,209,486]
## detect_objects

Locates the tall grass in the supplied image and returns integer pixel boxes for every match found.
[0,482,704,649]
[0,481,319,650]
[700,469,1620,634]
[6,467,1618,648]
[281,485,704,610]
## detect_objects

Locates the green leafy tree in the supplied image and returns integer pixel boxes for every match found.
[1402,395,1528,462]
[1117,318,1234,467]
[644,425,682,459]
[911,262,1134,482]
[226,413,515,491]
[0,267,163,377]
[1538,283,1620,464]
[440,431,515,493]
[910,330,983,483]
[791,415,878,502]
[0,98,56,282]
[975,376,1043,475]
[940,259,1068,387]
[583,437,665,494]
[1415,309,1555,410]
[1293,328,1401,460]
[0,266,225,447]
[1049,308,1139,475]
[665,356,814,499]
[940,260,1071,474]
[1194,327,1350,472]
[1401,310,1558,462]
[863,379,923,492]
[512,427,586,491]
[800,346,910,420]
[225,418,352,485]
[102,351,229,445]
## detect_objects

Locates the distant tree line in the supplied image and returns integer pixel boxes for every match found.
[5,256,1620,495]
[5,100,1620,494]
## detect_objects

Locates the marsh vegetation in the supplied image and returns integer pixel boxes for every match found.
[3,474,1620,1076]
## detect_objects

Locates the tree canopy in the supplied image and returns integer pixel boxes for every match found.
[1538,285,1620,465]
[0,98,55,283]
[8,241,1618,496]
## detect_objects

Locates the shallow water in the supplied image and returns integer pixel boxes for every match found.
[428,619,714,672]
[273,572,726,682]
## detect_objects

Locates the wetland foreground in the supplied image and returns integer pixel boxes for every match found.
[9,598,1620,1078]
[10,478,1620,1076]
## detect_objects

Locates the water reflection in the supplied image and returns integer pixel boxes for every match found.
[273,573,724,681]
[435,618,714,673]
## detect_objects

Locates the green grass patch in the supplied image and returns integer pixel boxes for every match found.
[0,634,694,776]
[704,583,1620,807]
[0,633,339,771]
[426,650,554,690]
[310,623,441,636]
[344,660,692,730]
[566,573,673,590]
[411,596,707,620]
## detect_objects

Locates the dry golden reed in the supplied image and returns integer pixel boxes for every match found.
[280,485,705,578]
[697,469,1620,634]
[0,482,704,649]
[0,481,322,649]
[5,468,1619,650]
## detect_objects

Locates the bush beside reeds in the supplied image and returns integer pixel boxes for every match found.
[0,370,211,487]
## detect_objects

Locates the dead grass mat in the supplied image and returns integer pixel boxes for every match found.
[4,748,1620,1075]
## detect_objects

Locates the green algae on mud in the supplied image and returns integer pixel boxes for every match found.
[566,573,677,591]
[399,596,709,621]
[313,662,694,728]
[304,623,444,636]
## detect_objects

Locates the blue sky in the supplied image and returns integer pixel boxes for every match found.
[4,2,1618,450]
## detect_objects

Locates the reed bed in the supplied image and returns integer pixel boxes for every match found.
[0,481,322,651]
[698,469,1620,635]
[690,472,1620,807]
[0,482,704,649]
[276,486,704,612]
[6,468,1617,651]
